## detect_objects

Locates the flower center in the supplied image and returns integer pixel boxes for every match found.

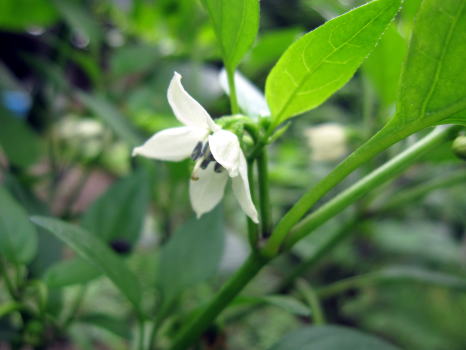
[190,141,224,180]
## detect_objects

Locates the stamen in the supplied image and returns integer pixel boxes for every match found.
[214,162,224,173]
[200,152,215,169]
[191,142,203,160]
[201,142,209,157]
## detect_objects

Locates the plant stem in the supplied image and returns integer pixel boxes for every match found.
[169,253,269,350]
[226,68,240,115]
[297,279,326,325]
[285,125,460,249]
[138,317,145,350]
[257,147,272,238]
[0,257,17,299]
[247,160,259,248]
[262,124,417,257]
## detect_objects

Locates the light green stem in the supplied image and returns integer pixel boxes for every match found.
[226,68,240,114]
[285,125,460,249]
[257,148,272,237]
[297,279,326,325]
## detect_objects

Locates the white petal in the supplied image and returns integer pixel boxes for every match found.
[190,165,229,219]
[168,72,219,131]
[231,152,259,223]
[132,126,206,161]
[209,130,241,177]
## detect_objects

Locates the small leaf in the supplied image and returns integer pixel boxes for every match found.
[31,217,142,314]
[266,0,402,125]
[235,295,311,317]
[0,186,38,264]
[395,0,466,128]
[268,325,400,350]
[44,258,101,288]
[157,209,224,302]
[81,170,150,245]
[219,69,270,118]
[201,0,259,69]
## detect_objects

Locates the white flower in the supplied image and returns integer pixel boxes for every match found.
[132,72,258,223]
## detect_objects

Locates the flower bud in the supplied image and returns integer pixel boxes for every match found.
[452,135,466,160]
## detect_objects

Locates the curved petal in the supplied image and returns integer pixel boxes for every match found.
[190,165,228,219]
[168,72,219,131]
[132,126,207,161]
[231,152,259,223]
[209,129,241,177]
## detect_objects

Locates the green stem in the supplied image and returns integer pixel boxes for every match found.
[226,68,240,114]
[285,125,460,249]
[297,279,326,325]
[0,257,17,299]
[262,123,416,257]
[377,169,466,212]
[169,253,269,350]
[257,147,272,238]
[247,160,259,248]
[138,318,145,350]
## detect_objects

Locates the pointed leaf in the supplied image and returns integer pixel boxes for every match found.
[266,0,402,125]
[31,217,142,315]
[44,258,101,288]
[157,209,224,301]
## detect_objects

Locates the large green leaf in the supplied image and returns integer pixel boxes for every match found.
[201,0,259,70]
[157,209,224,301]
[81,170,150,245]
[265,0,402,125]
[31,217,142,315]
[395,0,466,128]
[268,325,400,350]
[0,0,58,30]
[0,187,38,264]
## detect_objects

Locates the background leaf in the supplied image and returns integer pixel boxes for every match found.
[265,0,402,125]
[0,186,38,264]
[235,295,311,317]
[268,325,400,350]
[395,0,466,127]
[156,209,225,302]
[44,258,101,288]
[81,169,150,245]
[31,217,142,315]
[201,0,259,69]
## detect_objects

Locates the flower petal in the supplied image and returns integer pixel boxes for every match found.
[231,152,259,223]
[132,126,206,161]
[168,72,219,131]
[190,164,229,219]
[209,129,241,177]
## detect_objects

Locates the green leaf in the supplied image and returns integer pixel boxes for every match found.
[44,258,101,288]
[0,187,37,264]
[0,108,41,168]
[76,91,142,146]
[265,0,402,125]
[110,45,159,78]
[81,170,150,245]
[157,209,224,301]
[235,295,311,317]
[31,217,142,314]
[201,0,259,69]
[395,0,466,128]
[268,325,400,350]
[0,0,58,30]
[363,23,407,107]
